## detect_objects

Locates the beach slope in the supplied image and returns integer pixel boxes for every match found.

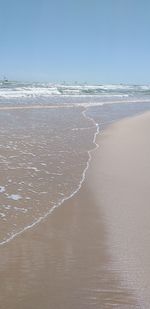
[89,111,150,308]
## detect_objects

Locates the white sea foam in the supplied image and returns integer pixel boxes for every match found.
[0,186,6,193]
[0,213,6,218]
[13,206,27,213]
[1,205,11,210]
[7,194,22,201]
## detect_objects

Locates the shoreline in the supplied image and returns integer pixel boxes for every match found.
[1,111,150,307]
[0,98,150,110]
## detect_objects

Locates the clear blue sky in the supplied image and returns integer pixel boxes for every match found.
[0,0,150,84]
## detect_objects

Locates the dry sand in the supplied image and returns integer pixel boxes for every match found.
[1,111,150,308]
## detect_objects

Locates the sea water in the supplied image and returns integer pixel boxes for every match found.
[0,82,150,244]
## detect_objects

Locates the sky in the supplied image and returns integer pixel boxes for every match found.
[0,0,150,84]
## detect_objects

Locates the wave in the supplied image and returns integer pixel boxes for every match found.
[1,82,150,102]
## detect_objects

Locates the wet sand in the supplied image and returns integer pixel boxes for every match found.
[1,112,150,308]
[89,111,150,308]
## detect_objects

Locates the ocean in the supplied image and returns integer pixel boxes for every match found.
[0,81,150,245]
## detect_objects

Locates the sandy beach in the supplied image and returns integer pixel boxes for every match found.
[1,111,150,308]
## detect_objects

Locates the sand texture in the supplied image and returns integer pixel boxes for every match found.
[88,111,150,308]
